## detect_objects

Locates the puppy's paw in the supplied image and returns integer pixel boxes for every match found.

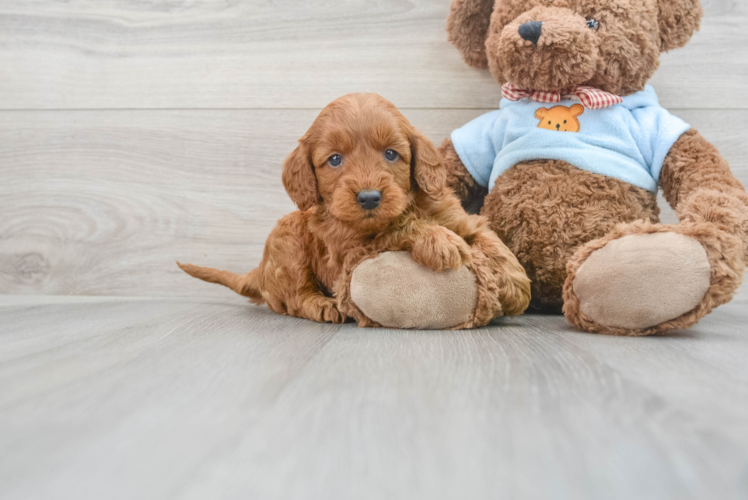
[471,230,506,262]
[411,226,472,272]
[321,299,346,324]
[305,295,346,324]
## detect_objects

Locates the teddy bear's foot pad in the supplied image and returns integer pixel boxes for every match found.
[350,251,477,329]
[571,232,711,330]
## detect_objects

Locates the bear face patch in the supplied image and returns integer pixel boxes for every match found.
[535,104,584,132]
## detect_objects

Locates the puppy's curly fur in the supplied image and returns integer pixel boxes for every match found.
[179,94,531,328]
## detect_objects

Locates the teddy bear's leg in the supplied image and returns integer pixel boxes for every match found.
[478,159,661,313]
[563,221,743,335]
[345,251,479,329]
[565,130,748,335]
[338,245,510,330]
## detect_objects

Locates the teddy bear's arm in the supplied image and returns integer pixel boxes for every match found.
[660,129,748,262]
[439,138,488,214]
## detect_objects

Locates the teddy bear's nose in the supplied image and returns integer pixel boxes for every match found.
[518,21,543,45]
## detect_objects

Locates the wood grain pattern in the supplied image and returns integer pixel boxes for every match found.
[1,292,747,500]
[0,0,745,110]
[1,108,745,297]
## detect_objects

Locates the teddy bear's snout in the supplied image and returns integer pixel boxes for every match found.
[488,6,599,92]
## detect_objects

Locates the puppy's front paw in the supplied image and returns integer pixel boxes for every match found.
[305,295,345,324]
[321,298,346,324]
[411,226,472,272]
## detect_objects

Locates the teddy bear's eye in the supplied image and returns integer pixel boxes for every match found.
[549,121,552,125]
[586,19,599,30]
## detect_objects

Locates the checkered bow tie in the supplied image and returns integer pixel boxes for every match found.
[501,83,624,110]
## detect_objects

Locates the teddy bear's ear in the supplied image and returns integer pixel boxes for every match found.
[570,104,585,117]
[658,0,703,52]
[447,0,496,69]
[534,108,548,119]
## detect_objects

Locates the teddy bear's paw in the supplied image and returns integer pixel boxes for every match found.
[410,226,472,272]
[349,251,477,329]
[677,187,748,264]
[563,222,744,336]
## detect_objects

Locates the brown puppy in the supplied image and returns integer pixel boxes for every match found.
[179,93,530,328]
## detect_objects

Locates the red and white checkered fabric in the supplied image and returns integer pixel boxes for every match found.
[501,83,624,110]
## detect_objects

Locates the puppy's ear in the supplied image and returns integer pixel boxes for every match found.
[410,128,447,201]
[282,140,318,210]
[447,0,496,69]
[658,0,703,52]
[535,108,549,119]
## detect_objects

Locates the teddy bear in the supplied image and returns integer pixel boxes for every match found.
[427,0,748,335]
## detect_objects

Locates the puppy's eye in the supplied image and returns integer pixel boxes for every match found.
[328,154,342,168]
[384,149,399,162]
[586,19,599,30]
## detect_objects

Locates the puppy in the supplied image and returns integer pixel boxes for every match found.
[179,94,530,327]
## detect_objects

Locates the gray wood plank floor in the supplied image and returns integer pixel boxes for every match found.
[1,291,748,500]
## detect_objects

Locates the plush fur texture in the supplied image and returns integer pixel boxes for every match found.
[660,129,748,262]
[180,94,531,328]
[449,0,681,95]
[440,152,661,312]
[444,0,748,334]
[447,0,497,69]
[563,220,743,335]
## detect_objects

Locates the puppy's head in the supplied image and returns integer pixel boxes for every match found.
[282,93,447,232]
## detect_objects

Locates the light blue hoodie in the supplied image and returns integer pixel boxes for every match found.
[451,85,690,192]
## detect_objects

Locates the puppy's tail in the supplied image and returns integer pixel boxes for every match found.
[177,262,263,303]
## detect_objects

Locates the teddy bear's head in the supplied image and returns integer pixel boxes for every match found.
[447,0,702,96]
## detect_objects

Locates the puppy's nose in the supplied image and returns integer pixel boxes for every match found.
[556,123,560,130]
[357,190,381,210]
[518,21,543,45]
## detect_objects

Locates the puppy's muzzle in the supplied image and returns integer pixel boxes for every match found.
[357,190,382,210]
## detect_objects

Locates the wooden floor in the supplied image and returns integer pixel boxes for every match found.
[1,290,748,499]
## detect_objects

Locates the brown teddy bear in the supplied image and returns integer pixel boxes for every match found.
[435,0,748,335]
